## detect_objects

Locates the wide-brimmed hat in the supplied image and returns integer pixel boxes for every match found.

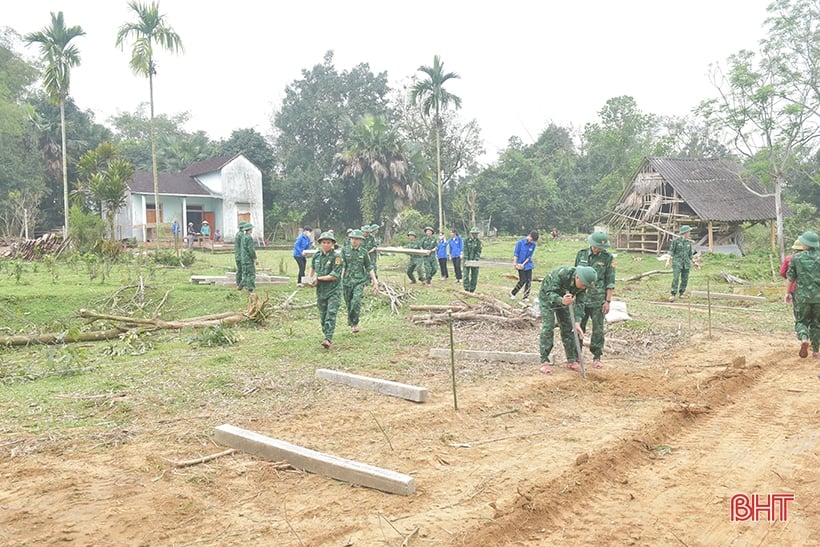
[349,229,364,239]
[362,225,371,232]
[244,223,254,230]
[791,238,803,250]
[202,220,209,224]
[588,231,610,249]
[407,230,417,237]
[679,225,692,234]
[424,226,434,233]
[798,230,819,248]
[575,266,597,288]
[371,224,380,230]
[318,231,336,243]
[469,227,480,234]
[238,221,248,230]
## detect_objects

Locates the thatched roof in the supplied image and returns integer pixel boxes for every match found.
[643,157,777,222]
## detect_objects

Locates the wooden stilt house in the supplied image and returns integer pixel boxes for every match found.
[606,157,780,255]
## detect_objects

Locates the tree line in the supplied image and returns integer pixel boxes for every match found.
[0,0,817,254]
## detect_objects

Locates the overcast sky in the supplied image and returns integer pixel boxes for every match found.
[5,0,772,162]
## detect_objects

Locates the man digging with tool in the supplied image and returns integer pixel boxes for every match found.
[537,265,597,375]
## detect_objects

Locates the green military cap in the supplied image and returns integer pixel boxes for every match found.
[238,221,248,230]
[469,227,480,234]
[407,230,417,237]
[361,225,371,232]
[679,225,692,234]
[424,226,434,233]
[575,266,597,288]
[349,229,364,239]
[244,223,253,230]
[798,230,819,248]
[346,228,353,234]
[371,224,380,230]
[588,231,610,249]
[317,231,336,243]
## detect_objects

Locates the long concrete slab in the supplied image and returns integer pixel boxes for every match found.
[213,424,415,495]
[429,348,540,364]
[315,368,429,403]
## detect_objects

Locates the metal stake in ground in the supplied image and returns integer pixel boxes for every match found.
[567,296,586,379]
[449,310,458,410]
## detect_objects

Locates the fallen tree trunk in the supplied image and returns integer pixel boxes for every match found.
[0,327,128,347]
[619,269,672,282]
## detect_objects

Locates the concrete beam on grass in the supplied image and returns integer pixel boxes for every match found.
[213,424,415,496]
[429,348,540,364]
[315,368,429,403]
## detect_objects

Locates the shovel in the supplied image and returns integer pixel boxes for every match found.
[567,297,586,379]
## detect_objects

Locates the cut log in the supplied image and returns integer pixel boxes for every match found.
[375,246,432,256]
[619,269,672,282]
[429,348,539,364]
[652,302,757,312]
[315,368,429,402]
[463,260,511,268]
[213,424,415,495]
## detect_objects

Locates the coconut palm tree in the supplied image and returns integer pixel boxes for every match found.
[410,55,461,232]
[335,115,418,225]
[116,1,183,250]
[25,11,85,239]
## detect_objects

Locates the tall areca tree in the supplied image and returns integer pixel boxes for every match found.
[335,115,417,226]
[25,11,85,239]
[411,55,462,231]
[116,1,183,250]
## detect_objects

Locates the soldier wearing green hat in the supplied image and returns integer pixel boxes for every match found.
[342,229,379,334]
[308,231,343,349]
[239,222,259,293]
[575,231,616,368]
[463,227,482,292]
[538,265,597,374]
[234,221,247,290]
[406,230,423,283]
[786,230,820,358]
[668,224,700,302]
[420,226,437,285]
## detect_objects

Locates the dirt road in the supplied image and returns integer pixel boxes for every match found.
[1,333,817,546]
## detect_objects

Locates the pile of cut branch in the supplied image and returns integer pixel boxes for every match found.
[409,291,534,327]
[2,232,68,260]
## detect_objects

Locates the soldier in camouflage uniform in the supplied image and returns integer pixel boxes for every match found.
[669,225,700,302]
[463,227,482,292]
[575,231,616,368]
[240,223,259,293]
[786,230,820,358]
[234,221,246,290]
[538,265,597,374]
[368,224,382,278]
[342,229,379,334]
[406,231,423,283]
[420,226,438,285]
[309,231,343,349]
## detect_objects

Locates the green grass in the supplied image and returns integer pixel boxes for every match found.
[0,236,795,438]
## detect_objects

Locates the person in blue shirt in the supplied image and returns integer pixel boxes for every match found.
[293,225,313,287]
[510,230,539,302]
[448,229,464,283]
[436,233,449,280]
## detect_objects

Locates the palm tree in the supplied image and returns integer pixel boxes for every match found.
[25,11,85,240]
[116,1,183,250]
[410,55,462,232]
[76,142,135,240]
[335,115,417,225]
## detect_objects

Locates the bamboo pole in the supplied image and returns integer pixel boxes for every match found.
[449,310,458,411]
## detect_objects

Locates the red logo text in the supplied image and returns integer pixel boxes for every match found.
[730,493,794,522]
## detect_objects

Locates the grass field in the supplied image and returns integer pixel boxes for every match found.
[0,234,794,437]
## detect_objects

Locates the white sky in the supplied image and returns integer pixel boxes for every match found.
[4,0,772,163]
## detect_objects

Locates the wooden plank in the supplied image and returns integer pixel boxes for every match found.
[463,260,511,268]
[315,368,429,403]
[375,246,432,256]
[429,348,540,364]
[689,291,766,302]
[213,424,415,496]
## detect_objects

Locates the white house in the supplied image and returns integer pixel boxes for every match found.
[115,153,264,244]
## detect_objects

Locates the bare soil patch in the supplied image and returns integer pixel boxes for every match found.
[1,325,817,546]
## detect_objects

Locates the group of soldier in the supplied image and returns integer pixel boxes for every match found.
[405,226,483,292]
[304,226,380,349]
